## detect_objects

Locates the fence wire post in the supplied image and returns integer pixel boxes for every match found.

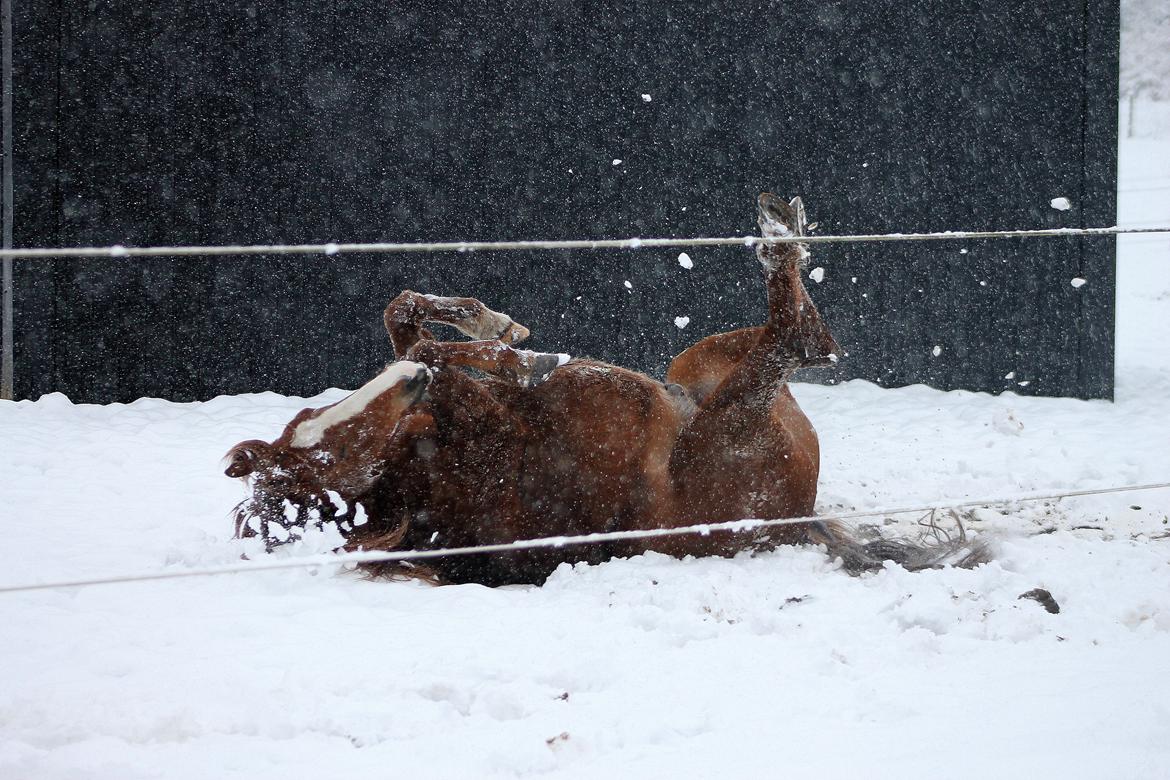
[0,0,12,400]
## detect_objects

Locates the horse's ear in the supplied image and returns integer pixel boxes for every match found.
[223,440,271,477]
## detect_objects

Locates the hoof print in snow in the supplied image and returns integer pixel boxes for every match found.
[1018,588,1060,614]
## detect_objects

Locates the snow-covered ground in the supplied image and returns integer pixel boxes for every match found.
[1123,96,1170,138]
[2,136,1169,779]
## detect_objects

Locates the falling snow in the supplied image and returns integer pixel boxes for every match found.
[2,45,1170,780]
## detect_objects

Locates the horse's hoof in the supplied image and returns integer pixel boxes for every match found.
[757,193,807,238]
[498,319,530,345]
[517,351,569,388]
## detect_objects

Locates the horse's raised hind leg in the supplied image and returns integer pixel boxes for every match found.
[383,290,531,358]
[664,196,837,406]
[754,193,840,372]
[406,339,570,389]
[664,194,838,548]
[668,195,838,410]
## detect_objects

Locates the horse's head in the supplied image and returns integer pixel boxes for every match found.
[225,361,433,549]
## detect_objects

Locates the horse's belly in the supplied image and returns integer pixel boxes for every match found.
[496,364,681,533]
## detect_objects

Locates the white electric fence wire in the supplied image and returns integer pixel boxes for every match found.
[1,481,1166,595]
[1,225,1169,260]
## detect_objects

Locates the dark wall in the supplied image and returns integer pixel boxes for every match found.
[10,1,1118,402]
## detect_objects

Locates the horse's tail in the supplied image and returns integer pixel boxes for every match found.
[804,518,991,574]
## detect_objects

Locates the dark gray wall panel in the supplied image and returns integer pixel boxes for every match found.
[10,0,1118,402]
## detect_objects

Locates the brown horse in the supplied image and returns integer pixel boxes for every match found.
[225,194,983,584]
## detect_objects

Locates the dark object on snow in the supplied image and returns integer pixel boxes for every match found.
[226,195,988,585]
[1019,588,1061,614]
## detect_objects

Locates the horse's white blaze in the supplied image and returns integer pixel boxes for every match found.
[291,361,427,448]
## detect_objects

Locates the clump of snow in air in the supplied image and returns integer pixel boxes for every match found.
[1050,196,1072,211]
[674,316,690,329]
[640,93,652,102]
[931,345,942,357]
[1071,277,1087,288]
[3,102,1170,780]
[809,266,825,283]
[678,252,693,269]
[623,280,633,290]
[612,158,622,166]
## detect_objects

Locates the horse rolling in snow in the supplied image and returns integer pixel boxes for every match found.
[225,194,982,584]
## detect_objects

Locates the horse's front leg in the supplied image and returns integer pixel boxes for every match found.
[383,290,531,358]
[406,339,570,389]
